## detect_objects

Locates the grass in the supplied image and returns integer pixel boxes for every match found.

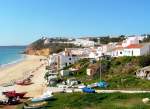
[17,92,150,109]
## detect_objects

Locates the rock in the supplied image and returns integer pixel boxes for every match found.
[142,98,150,103]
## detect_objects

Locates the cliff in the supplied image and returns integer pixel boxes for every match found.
[25,37,78,56]
[25,48,51,56]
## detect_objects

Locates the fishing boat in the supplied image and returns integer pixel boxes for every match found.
[15,79,32,85]
[23,101,48,109]
[31,91,53,102]
[3,90,27,98]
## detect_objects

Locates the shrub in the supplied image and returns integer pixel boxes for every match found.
[138,55,150,67]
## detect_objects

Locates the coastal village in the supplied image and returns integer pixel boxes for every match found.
[1,35,150,108]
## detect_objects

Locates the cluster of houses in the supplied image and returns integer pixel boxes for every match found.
[45,35,150,82]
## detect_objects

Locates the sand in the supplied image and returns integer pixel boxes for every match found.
[0,55,47,97]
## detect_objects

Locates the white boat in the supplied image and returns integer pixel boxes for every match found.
[78,84,86,89]
[31,91,53,102]
[65,89,73,93]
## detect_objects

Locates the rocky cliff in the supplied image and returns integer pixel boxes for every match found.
[25,37,78,56]
[25,37,51,56]
[25,48,51,56]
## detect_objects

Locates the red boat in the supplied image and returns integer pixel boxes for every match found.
[3,90,27,98]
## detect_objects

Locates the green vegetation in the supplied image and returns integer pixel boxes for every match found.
[17,93,150,109]
[90,35,126,44]
[142,34,150,43]
[65,55,150,90]
[100,55,150,89]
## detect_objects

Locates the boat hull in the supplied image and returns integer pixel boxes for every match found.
[3,91,27,98]
[23,102,48,109]
[31,96,52,102]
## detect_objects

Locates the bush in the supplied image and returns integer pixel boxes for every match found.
[138,55,150,67]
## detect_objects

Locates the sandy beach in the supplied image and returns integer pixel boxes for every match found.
[0,55,47,98]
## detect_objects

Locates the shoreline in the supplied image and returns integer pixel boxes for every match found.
[0,55,47,89]
[0,55,47,109]
[0,54,27,70]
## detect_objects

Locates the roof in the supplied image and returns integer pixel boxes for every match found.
[139,66,150,71]
[116,42,122,45]
[113,47,124,51]
[126,44,143,49]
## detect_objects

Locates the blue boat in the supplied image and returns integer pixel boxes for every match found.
[97,81,108,88]
[82,87,95,93]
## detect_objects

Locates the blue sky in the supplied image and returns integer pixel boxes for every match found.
[0,0,150,45]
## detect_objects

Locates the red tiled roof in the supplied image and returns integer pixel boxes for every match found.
[126,44,143,49]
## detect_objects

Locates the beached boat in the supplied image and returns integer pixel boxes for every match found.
[87,83,98,88]
[3,90,27,98]
[7,96,20,105]
[0,98,8,105]
[97,81,108,88]
[82,87,95,93]
[31,91,53,102]
[23,101,48,109]
[15,79,32,85]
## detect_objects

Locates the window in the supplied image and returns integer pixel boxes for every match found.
[120,52,122,54]
[69,58,71,60]
[65,63,67,67]
[69,63,71,65]
[132,50,133,56]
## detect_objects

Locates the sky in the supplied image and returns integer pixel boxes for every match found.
[0,0,150,45]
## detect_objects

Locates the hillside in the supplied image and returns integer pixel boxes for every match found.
[62,55,150,90]
[24,37,78,56]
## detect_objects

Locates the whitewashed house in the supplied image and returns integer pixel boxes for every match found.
[111,35,150,57]
[95,43,116,57]
[112,43,150,57]
[58,53,79,69]
[49,48,80,69]
[122,36,139,47]
[70,48,90,58]
[72,39,95,47]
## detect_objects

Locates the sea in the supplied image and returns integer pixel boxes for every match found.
[0,46,26,67]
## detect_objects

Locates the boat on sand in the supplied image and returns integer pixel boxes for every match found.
[15,79,32,85]
[31,91,53,102]
[82,87,95,93]
[3,90,27,98]
[23,101,48,109]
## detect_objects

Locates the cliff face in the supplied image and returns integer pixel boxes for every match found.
[25,48,51,56]
[25,37,51,56]
[25,37,78,56]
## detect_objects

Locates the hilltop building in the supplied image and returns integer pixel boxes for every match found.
[72,38,95,47]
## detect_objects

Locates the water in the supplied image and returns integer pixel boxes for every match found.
[0,46,26,67]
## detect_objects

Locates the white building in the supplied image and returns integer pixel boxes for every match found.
[72,39,95,47]
[122,36,139,47]
[48,48,80,69]
[112,43,150,57]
